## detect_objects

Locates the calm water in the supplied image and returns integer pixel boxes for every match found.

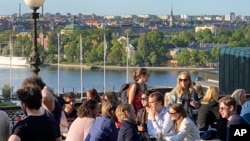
[0,65,199,94]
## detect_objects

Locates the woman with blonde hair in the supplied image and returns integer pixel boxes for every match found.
[168,71,199,120]
[196,86,220,140]
[231,89,247,114]
[85,101,118,141]
[163,103,200,141]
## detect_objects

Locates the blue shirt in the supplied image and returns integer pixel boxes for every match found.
[85,116,118,141]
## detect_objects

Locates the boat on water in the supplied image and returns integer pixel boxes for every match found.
[0,56,29,67]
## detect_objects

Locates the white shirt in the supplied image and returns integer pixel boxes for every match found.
[163,117,200,141]
[147,106,173,138]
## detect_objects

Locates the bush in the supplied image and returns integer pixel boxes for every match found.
[1,84,14,100]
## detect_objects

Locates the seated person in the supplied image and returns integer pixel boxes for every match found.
[63,92,77,123]
[163,103,200,141]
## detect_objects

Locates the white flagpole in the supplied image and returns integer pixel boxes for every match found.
[103,34,107,93]
[80,34,83,99]
[9,34,12,99]
[57,33,60,96]
[126,34,129,83]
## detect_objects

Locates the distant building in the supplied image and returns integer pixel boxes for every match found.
[224,12,235,22]
[195,25,216,34]
[169,6,174,27]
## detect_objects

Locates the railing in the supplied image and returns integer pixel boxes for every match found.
[0,106,25,129]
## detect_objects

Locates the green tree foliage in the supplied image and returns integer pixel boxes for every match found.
[1,84,13,99]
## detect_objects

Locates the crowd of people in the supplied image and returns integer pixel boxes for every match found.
[0,68,250,141]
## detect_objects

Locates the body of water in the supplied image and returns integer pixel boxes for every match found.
[0,65,199,94]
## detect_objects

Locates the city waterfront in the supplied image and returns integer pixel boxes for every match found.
[0,65,199,94]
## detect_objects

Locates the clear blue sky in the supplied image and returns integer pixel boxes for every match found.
[1,0,250,16]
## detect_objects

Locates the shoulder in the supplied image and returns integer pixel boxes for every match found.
[229,115,248,124]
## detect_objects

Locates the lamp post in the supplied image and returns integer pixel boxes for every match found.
[24,0,45,75]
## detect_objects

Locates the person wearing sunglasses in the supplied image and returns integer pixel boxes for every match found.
[63,92,77,123]
[136,93,150,141]
[219,96,248,141]
[167,71,199,121]
[163,103,200,141]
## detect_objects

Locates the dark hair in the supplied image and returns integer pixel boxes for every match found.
[63,92,76,100]
[133,68,149,82]
[87,88,101,103]
[149,91,164,105]
[103,91,119,102]
[77,100,98,118]
[16,85,42,110]
[21,75,46,89]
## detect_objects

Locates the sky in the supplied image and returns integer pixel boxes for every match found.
[1,0,250,16]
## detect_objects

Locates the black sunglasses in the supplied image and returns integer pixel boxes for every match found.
[179,78,188,82]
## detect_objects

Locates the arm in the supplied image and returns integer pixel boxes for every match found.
[163,118,190,141]
[60,111,69,128]
[147,119,157,137]
[167,91,176,108]
[8,135,20,141]
[41,86,55,112]
[162,110,174,135]
[128,84,137,104]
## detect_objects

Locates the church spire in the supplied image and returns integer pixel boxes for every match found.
[169,2,174,27]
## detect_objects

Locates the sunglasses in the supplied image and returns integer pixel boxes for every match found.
[141,97,148,101]
[168,111,177,115]
[179,78,188,82]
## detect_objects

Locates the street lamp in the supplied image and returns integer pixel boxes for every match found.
[24,0,45,75]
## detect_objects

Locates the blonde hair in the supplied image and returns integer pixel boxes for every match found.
[170,103,187,132]
[101,101,118,118]
[201,86,219,104]
[231,89,246,105]
[115,104,133,122]
[175,71,194,97]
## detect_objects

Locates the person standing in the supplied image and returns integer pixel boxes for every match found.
[8,85,61,141]
[219,96,248,141]
[127,68,149,114]
[0,110,10,141]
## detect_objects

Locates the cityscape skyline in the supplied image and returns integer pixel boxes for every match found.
[1,0,250,16]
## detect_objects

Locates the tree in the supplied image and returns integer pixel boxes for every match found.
[1,84,13,100]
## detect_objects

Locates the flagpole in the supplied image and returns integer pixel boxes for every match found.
[126,34,129,83]
[103,34,107,93]
[9,34,12,99]
[57,33,60,96]
[80,34,83,99]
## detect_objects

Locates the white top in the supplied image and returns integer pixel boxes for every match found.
[147,106,173,138]
[163,117,200,141]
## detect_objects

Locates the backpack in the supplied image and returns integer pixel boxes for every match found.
[119,83,133,104]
